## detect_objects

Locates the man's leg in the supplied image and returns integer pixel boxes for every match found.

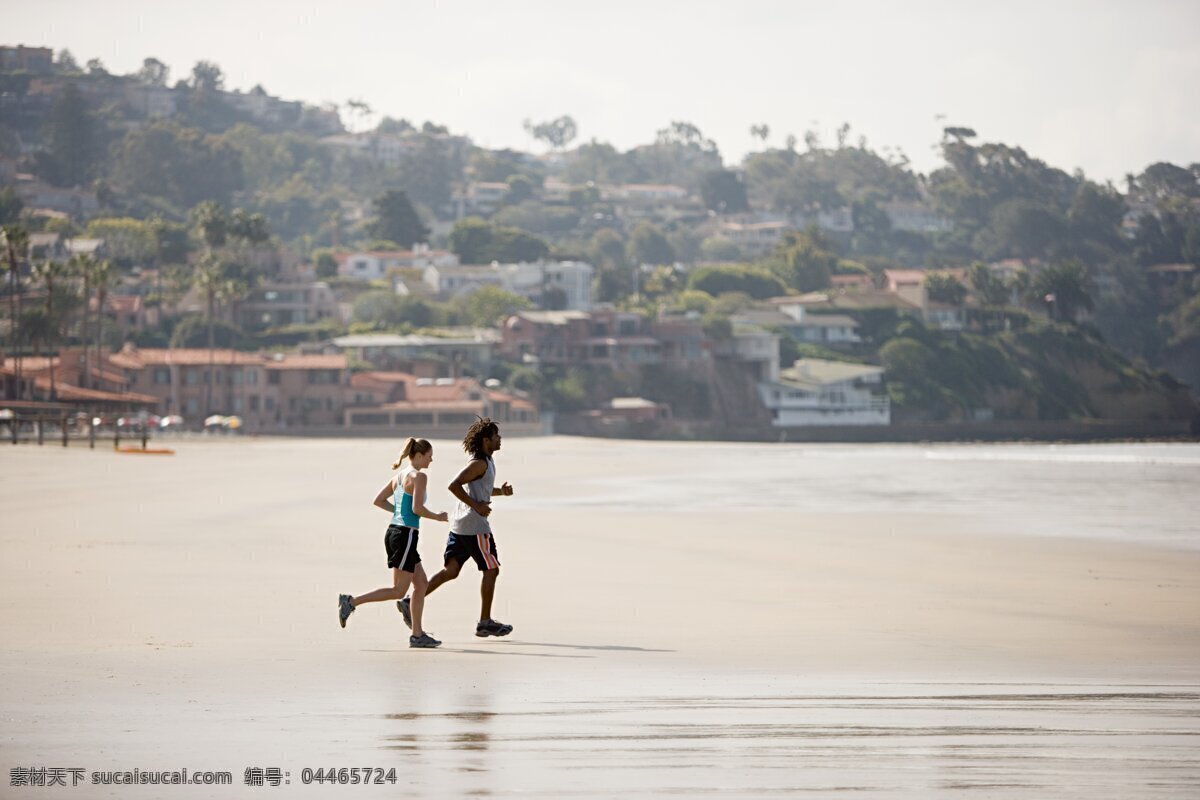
[424,558,462,597]
[480,567,498,621]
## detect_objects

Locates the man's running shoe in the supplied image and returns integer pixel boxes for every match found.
[338,594,355,628]
[475,618,513,637]
[409,632,441,648]
[396,596,412,629]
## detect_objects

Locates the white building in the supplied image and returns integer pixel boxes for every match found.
[422,265,507,297]
[424,261,594,311]
[736,307,861,346]
[759,358,890,427]
[718,220,790,255]
[716,323,780,382]
[331,331,498,372]
[336,246,459,281]
[883,201,954,233]
[503,260,593,311]
[607,183,690,203]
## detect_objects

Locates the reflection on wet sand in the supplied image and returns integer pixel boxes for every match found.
[379,686,1200,796]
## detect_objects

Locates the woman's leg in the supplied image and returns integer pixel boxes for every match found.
[409,563,429,637]
[353,568,412,606]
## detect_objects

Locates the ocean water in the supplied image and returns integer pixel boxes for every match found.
[513,441,1200,550]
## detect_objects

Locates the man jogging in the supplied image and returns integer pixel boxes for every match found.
[398,417,514,638]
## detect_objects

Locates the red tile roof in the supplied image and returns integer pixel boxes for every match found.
[264,354,347,370]
[31,377,158,404]
[109,349,265,367]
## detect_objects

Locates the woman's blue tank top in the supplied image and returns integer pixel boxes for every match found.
[392,468,422,528]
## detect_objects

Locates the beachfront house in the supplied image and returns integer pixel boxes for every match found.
[758,358,890,427]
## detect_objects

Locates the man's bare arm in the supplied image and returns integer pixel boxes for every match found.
[448,459,491,518]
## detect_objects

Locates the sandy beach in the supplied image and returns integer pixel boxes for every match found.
[2,437,1198,797]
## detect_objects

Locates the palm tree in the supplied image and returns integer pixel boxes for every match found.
[2,225,29,398]
[91,259,114,378]
[217,276,248,410]
[190,201,227,254]
[31,259,68,399]
[193,254,224,414]
[1033,260,1094,323]
[68,254,95,388]
[19,307,52,396]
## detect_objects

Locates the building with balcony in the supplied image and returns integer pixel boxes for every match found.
[758,359,890,427]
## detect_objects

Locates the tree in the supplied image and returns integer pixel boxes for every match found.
[1,225,29,397]
[36,83,100,187]
[31,260,70,399]
[766,228,838,292]
[699,170,749,213]
[136,57,170,87]
[110,120,243,207]
[589,228,627,269]
[344,99,373,132]
[85,218,158,266]
[880,336,940,411]
[190,61,225,92]
[974,199,1068,260]
[523,116,578,151]
[1138,162,1200,202]
[688,265,786,299]
[924,272,968,305]
[455,286,531,327]
[150,217,190,265]
[85,58,108,76]
[505,174,536,205]
[448,218,548,263]
[1068,182,1125,250]
[228,208,270,246]
[91,259,114,376]
[968,262,1009,307]
[69,254,96,387]
[448,218,494,264]
[490,226,550,262]
[314,251,338,278]
[1033,260,1094,322]
[750,124,770,143]
[377,117,414,135]
[851,198,892,255]
[700,236,743,262]
[0,187,23,225]
[54,49,80,74]
[626,223,674,266]
[190,201,228,251]
[367,190,428,248]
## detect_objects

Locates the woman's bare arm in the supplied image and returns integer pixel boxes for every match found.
[372,478,397,513]
[410,471,448,522]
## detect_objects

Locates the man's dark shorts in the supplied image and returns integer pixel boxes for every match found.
[384,524,421,572]
[444,532,500,571]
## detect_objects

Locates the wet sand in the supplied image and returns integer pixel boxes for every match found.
[1,438,1198,797]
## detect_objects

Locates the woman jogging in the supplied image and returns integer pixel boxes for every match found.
[338,437,447,648]
[398,417,514,638]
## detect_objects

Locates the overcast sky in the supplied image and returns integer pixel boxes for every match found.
[8,0,1198,183]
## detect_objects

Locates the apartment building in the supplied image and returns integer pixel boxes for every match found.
[107,346,348,430]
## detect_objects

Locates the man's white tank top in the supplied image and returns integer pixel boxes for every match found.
[449,457,494,535]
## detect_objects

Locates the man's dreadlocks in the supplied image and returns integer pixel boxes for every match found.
[462,416,498,460]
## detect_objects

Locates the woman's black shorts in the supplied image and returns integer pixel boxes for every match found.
[384,524,421,572]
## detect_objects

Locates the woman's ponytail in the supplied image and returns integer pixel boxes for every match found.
[391,437,418,470]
